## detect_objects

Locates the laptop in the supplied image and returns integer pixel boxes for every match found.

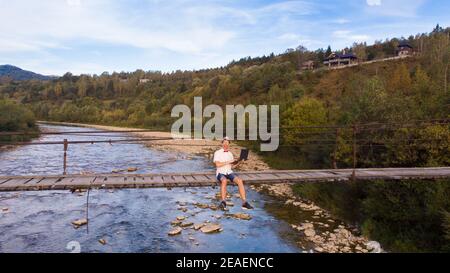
[238,149,249,161]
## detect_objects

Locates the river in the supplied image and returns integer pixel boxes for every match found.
[0,124,305,253]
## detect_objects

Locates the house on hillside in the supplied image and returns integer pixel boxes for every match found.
[323,52,358,67]
[397,42,414,57]
[301,60,315,70]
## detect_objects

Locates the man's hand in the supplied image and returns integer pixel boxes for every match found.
[232,160,242,167]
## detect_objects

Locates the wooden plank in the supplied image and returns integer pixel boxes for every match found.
[180,174,215,187]
[268,172,301,180]
[93,176,126,188]
[203,174,217,181]
[16,177,61,191]
[249,173,280,181]
[52,176,95,190]
[140,175,162,186]
[0,178,33,190]
[130,176,155,188]
[191,174,213,183]
[0,177,11,184]
[161,175,177,183]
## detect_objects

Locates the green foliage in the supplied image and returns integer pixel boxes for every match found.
[444,211,450,250]
[0,99,36,131]
[0,99,37,142]
[294,179,450,252]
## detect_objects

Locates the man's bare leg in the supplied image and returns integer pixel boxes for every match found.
[233,177,246,202]
[220,177,228,201]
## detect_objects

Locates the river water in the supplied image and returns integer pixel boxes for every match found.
[0,125,304,253]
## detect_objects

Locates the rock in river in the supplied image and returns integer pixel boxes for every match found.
[304,228,316,237]
[176,216,186,221]
[168,227,182,236]
[180,222,194,228]
[226,213,252,220]
[193,223,206,230]
[98,239,107,245]
[72,218,88,228]
[195,203,209,209]
[225,201,234,207]
[200,223,222,233]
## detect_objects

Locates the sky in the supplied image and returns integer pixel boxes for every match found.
[1,0,449,76]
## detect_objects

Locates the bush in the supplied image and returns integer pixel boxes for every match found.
[292,179,450,252]
[0,99,37,142]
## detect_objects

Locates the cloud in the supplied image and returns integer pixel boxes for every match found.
[278,33,302,41]
[335,18,351,24]
[364,0,426,17]
[366,0,381,6]
[66,0,81,6]
[258,1,315,15]
[333,30,371,43]
[0,0,235,54]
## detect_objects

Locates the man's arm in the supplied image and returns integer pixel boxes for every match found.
[214,160,234,168]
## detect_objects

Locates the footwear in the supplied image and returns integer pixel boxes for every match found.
[219,200,227,210]
[242,201,254,210]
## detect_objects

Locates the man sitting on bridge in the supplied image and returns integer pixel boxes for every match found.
[213,137,253,210]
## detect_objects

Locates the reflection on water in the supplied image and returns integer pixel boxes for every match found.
[0,125,301,253]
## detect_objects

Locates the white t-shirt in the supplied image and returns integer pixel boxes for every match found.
[213,148,234,176]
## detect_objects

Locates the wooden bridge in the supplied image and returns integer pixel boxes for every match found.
[0,167,449,192]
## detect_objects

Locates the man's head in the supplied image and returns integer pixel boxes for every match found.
[222,136,230,150]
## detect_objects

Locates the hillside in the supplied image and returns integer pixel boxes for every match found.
[0,65,55,81]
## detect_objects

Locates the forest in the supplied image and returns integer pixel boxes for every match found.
[0,25,449,252]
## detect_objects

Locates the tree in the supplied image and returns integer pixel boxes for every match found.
[77,76,89,97]
[433,24,444,33]
[325,45,332,57]
[352,42,367,61]
[387,64,412,94]
[54,83,63,98]
[283,97,328,145]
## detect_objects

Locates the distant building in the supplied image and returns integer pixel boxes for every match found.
[139,79,150,83]
[301,60,315,70]
[323,52,358,67]
[397,42,413,57]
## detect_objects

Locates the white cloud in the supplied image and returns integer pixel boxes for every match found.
[367,0,382,6]
[335,18,351,24]
[258,1,315,15]
[278,33,302,41]
[364,0,426,17]
[0,0,235,54]
[333,30,371,43]
[66,0,81,7]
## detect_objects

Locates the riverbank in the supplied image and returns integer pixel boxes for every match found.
[37,121,378,253]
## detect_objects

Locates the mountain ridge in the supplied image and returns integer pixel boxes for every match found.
[0,64,56,81]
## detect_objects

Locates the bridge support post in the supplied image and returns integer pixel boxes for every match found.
[63,139,68,175]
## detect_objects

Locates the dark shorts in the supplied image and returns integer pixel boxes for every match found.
[216,173,238,183]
